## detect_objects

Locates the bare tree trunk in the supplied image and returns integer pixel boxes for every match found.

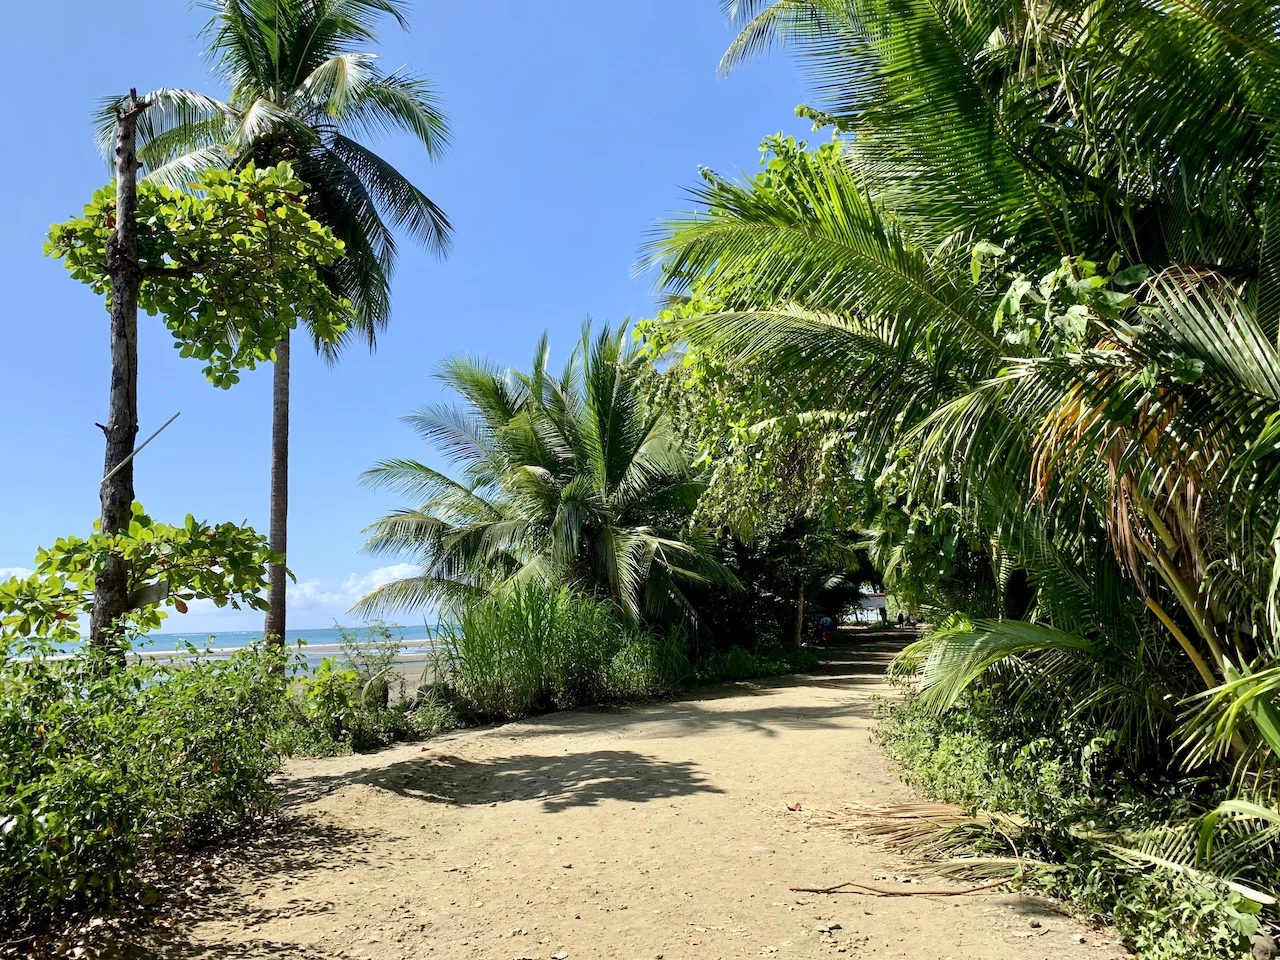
[90,91,148,654]
[264,327,291,645]
[792,580,805,647]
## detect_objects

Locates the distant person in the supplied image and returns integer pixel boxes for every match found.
[896,611,905,627]
[818,615,834,647]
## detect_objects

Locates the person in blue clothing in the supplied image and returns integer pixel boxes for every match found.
[818,615,834,648]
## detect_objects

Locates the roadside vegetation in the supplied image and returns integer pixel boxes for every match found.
[0,602,815,940]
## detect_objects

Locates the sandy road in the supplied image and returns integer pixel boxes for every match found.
[143,636,1125,960]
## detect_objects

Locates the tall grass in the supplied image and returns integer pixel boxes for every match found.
[435,583,688,720]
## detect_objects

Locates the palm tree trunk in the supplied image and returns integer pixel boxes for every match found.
[792,580,805,647]
[89,92,148,655]
[264,328,290,645]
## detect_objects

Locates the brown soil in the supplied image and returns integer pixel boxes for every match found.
[145,635,1127,960]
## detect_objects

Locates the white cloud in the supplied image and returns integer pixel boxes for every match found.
[288,579,350,610]
[341,563,419,599]
[0,566,33,580]
[284,563,421,614]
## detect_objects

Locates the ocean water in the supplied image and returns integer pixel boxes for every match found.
[136,624,439,653]
[128,624,447,671]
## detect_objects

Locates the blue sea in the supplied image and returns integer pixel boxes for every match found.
[128,624,446,671]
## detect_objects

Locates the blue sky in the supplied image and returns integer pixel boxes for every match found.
[0,1,808,633]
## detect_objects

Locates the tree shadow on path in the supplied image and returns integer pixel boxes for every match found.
[285,748,725,812]
[103,817,377,960]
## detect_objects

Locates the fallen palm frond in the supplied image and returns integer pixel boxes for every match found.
[820,802,1029,860]
[822,801,1280,908]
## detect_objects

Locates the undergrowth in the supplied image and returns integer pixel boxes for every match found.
[431,583,817,722]
[271,622,459,756]
[878,691,1273,960]
[1,639,290,939]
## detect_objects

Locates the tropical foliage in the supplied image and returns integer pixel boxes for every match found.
[102,0,451,330]
[642,0,1280,926]
[1,640,292,938]
[357,325,736,627]
[432,582,689,720]
[0,505,276,646]
[47,162,349,387]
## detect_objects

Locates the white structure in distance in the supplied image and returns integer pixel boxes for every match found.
[850,591,888,623]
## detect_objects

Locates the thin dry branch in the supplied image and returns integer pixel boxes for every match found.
[789,878,1011,896]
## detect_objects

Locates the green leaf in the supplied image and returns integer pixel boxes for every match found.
[1112,264,1151,288]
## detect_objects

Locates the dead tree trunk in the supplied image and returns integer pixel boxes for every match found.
[89,91,149,654]
[263,327,291,646]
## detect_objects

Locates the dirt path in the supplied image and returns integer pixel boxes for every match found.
[150,637,1125,960]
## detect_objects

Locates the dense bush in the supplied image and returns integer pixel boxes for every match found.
[693,643,819,685]
[879,692,1272,960]
[430,583,824,722]
[0,638,290,935]
[434,584,689,720]
[269,624,458,757]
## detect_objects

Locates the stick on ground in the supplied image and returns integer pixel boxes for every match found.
[790,878,1010,897]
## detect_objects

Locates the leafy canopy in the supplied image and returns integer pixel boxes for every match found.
[642,0,1280,910]
[0,504,278,645]
[46,163,349,386]
[103,0,451,337]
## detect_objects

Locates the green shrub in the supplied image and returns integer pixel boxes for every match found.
[437,584,689,720]
[877,688,1097,824]
[878,692,1269,960]
[337,621,406,709]
[270,625,459,756]
[0,638,290,935]
[693,643,819,685]
[606,629,690,696]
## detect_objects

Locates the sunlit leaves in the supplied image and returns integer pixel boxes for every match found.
[357,326,737,627]
[0,505,279,644]
[46,163,349,387]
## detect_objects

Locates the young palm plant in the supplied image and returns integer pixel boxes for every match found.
[99,0,452,640]
[355,325,737,627]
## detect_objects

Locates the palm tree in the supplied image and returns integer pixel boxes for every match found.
[354,325,737,627]
[636,0,1280,897]
[646,1,1280,747]
[100,0,452,640]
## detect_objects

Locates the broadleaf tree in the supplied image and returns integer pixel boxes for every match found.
[48,159,349,649]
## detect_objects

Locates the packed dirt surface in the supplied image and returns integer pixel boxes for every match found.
[145,634,1126,960]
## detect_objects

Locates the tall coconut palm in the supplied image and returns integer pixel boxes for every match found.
[354,325,737,627]
[99,0,451,641]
